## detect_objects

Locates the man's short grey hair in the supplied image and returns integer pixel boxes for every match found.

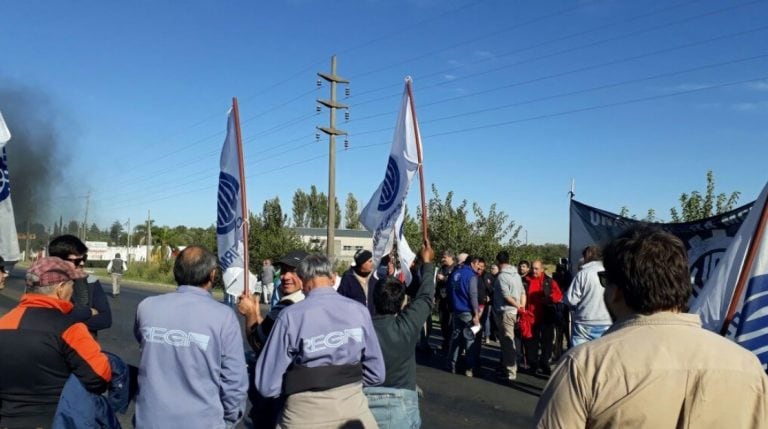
[25,273,57,295]
[297,255,334,281]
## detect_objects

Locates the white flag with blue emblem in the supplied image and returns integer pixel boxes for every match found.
[691,181,768,369]
[216,109,254,297]
[0,111,21,262]
[360,80,420,282]
[395,208,416,286]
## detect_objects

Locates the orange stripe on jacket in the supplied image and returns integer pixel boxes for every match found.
[0,307,26,330]
[61,322,112,382]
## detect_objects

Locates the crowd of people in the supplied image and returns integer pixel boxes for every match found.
[1,227,767,428]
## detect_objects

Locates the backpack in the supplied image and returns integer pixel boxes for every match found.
[542,276,566,325]
[111,258,124,274]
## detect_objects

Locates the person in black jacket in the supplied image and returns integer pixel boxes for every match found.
[337,249,376,313]
[365,242,435,429]
[48,235,112,337]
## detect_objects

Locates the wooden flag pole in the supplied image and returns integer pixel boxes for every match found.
[232,97,250,296]
[406,78,429,245]
[720,196,768,335]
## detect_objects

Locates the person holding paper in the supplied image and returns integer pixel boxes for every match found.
[446,253,482,377]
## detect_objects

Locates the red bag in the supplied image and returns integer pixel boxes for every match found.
[518,309,534,339]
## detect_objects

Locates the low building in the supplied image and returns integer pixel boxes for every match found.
[293,227,372,264]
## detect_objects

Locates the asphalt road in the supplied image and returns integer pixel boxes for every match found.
[0,267,545,428]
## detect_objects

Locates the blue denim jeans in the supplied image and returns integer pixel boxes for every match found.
[447,312,478,371]
[364,386,420,429]
[571,322,611,346]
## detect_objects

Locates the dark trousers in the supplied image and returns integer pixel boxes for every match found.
[524,323,555,370]
[438,304,452,351]
[553,311,570,361]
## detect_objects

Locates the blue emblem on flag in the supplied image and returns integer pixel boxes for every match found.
[378,156,400,211]
[217,172,240,235]
[0,148,10,202]
[735,273,768,369]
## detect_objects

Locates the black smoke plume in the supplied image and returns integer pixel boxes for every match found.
[0,81,76,229]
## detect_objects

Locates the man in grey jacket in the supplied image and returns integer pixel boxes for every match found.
[492,250,525,381]
[564,245,612,346]
[134,246,248,429]
[255,254,385,428]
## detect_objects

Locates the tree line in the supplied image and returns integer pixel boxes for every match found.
[20,171,739,271]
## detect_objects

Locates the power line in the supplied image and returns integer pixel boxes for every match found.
[425,74,768,138]
[93,73,768,213]
[336,0,486,57]
[98,0,744,193]
[92,46,768,206]
[348,1,591,81]
[348,0,709,99]
[348,24,768,125]
[98,17,768,197]
[352,0,768,111]
[92,2,490,182]
[90,1,764,206]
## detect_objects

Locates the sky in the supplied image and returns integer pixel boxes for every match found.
[1,0,767,245]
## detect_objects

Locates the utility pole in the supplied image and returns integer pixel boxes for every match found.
[316,55,349,259]
[81,191,90,241]
[125,218,131,263]
[25,220,31,261]
[146,210,152,263]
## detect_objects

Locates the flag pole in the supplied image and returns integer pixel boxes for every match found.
[720,195,768,335]
[406,77,429,245]
[232,97,250,296]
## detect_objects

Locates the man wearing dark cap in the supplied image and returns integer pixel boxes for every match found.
[337,249,376,312]
[237,250,308,429]
[0,257,112,428]
[238,250,309,354]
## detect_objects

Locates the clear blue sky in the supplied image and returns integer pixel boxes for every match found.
[2,0,767,244]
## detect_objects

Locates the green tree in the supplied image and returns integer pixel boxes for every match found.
[292,189,309,227]
[344,193,360,230]
[643,208,657,223]
[308,185,322,228]
[408,184,521,263]
[248,198,308,264]
[618,206,638,220]
[262,197,287,229]
[298,186,340,229]
[109,220,124,244]
[87,222,109,241]
[670,170,740,222]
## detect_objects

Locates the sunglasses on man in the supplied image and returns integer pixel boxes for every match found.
[67,255,88,266]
